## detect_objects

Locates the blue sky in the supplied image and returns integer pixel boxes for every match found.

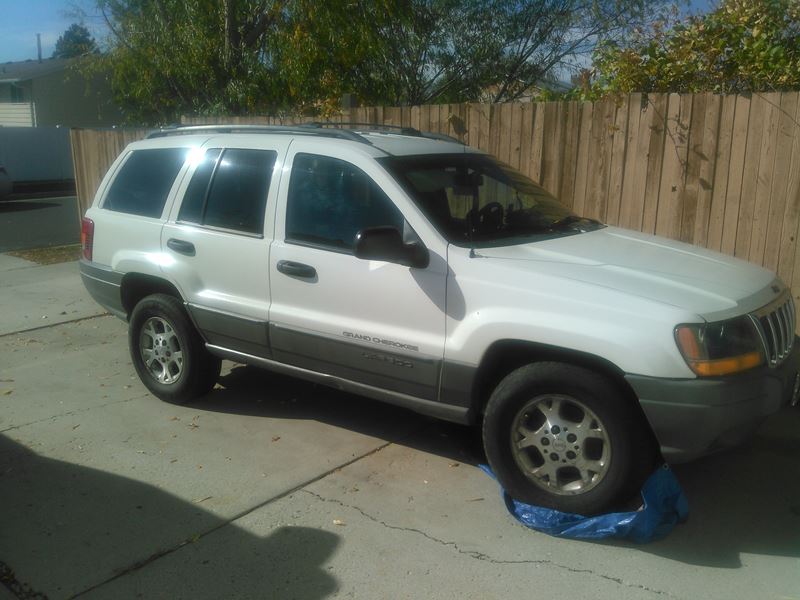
[0,0,717,64]
[0,0,105,62]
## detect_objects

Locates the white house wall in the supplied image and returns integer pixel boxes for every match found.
[0,102,34,127]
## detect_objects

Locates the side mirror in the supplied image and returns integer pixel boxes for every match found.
[354,226,430,269]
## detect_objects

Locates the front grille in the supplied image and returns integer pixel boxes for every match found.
[751,294,796,367]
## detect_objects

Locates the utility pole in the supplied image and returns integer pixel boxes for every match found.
[36,33,42,62]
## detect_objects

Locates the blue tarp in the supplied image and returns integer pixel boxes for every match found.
[481,464,689,543]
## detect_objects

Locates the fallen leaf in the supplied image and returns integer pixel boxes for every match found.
[193,496,213,504]
[449,462,460,468]
[170,459,178,463]
[0,379,13,383]
[466,497,484,502]
[333,519,345,526]
[72,424,80,430]
[271,436,281,442]
[2,390,12,396]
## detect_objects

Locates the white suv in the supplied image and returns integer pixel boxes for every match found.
[80,124,800,515]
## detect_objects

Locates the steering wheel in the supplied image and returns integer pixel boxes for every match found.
[478,202,504,231]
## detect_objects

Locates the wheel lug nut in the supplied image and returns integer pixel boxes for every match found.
[567,433,577,443]
[566,451,576,459]
[550,453,559,461]
[551,425,560,434]
[541,438,550,446]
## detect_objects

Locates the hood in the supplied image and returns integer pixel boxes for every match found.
[476,227,780,320]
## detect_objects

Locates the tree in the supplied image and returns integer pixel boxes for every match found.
[582,0,800,98]
[52,23,98,58]
[83,0,673,123]
[81,0,286,123]
[280,0,674,107]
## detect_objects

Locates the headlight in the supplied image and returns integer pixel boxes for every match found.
[675,316,765,377]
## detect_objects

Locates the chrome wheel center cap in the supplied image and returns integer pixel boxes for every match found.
[553,439,567,452]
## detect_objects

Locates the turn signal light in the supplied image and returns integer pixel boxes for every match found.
[687,351,764,377]
[675,320,765,377]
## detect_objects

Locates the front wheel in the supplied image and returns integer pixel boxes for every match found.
[128,294,221,404]
[482,362,655,515]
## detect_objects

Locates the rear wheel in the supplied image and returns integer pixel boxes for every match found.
[483,362,655,515]
[128,294,220,404]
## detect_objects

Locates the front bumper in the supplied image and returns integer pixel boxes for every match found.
[626,341,800,463]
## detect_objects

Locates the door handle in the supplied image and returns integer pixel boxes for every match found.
[277,260,317,279]
[167,238,196,256]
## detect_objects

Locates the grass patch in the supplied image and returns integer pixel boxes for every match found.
[8,244,82,265]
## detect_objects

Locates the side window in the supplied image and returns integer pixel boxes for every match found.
[178,148,276,235]
[286,153,404,251]
[104,148,187,218]
[178,148,221,224]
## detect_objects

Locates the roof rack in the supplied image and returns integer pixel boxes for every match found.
[308,121,465,145]
[146,124,372,145]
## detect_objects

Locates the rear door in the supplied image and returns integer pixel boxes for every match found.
[162,136,289,357]
[268,142,448,400]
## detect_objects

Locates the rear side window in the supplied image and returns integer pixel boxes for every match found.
[103,148,187,218]
[178,149,221,224]
[178,148,276,235]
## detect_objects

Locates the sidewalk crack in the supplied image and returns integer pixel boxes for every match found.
[0,394,148,434]
[300,489,680,599]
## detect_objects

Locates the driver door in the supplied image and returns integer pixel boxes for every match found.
[268,146,447,400]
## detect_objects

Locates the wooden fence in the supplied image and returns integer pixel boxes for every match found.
[71,92,800,299]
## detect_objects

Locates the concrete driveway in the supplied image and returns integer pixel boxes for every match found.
[0,197,80,252]
[1,258,798,600]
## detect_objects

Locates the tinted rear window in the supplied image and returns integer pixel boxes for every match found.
[103,148,187,218]
[203,149,276,235]
[178,148,221,224]
[177,148,276,235]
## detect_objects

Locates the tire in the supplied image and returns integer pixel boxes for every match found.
[482,362,655,516]
[128,293,221,404]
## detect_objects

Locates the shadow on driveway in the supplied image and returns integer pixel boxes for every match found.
[203,365,485,466]
[0,201,59,213]
[199,365,800,569]
[645,408,800,568]
[0,434,340,599]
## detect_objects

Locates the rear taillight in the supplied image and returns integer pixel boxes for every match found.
[81,217,94,261]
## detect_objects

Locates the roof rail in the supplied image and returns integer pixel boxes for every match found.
[145,124,372,145]
[308,121,465,145]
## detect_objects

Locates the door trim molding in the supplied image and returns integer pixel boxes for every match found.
[206,343,471,424]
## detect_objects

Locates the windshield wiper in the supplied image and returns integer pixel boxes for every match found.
[548,215,602,231]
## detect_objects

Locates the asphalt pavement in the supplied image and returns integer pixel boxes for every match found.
[0,257,798,599]
[0,196,80,252]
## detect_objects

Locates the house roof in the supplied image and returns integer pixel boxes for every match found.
[0,57,73,83]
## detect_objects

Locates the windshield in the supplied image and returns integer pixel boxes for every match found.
[379,153,603,247]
